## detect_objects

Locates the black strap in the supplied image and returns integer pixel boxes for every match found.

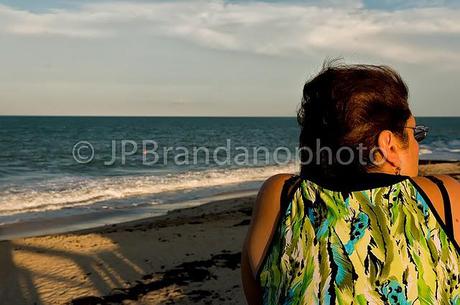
[280,175,302,214]
[426,175,454,237]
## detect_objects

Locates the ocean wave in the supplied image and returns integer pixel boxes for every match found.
[0,163,298,216]
[419,142,460,156]
[419,148,433,155]
[448,139,460,147]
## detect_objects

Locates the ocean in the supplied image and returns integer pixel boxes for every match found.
[0,116,458,231]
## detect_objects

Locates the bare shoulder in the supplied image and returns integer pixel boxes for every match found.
[429,174,460,194]
[410,174,460,242]
[251,173,295,216]
[243,173,295,279]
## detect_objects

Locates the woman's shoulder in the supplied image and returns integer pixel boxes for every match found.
[253,173,297,210]
[250,173,296,230]
[243,173,296,279]
[262,172,297,188]
[258,173,297,197]
[410,174,459,242]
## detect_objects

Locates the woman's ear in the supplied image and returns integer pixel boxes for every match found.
[376,130,401,169]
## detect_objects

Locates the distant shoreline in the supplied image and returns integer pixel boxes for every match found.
[419,159,460,164]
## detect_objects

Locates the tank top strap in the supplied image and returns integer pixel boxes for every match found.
[280,174,302,213]
[425,175,454,237]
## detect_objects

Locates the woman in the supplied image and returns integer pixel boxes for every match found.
[241,60,460,305]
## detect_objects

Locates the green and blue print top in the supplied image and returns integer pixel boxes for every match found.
[259,173,460,305]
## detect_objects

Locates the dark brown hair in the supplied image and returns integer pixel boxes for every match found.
[297,58,412,180]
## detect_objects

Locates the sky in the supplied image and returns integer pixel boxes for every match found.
[0,0,459,116]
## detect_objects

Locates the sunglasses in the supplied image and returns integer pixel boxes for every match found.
[405,125,429,142]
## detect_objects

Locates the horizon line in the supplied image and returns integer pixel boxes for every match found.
[1,115,459,118]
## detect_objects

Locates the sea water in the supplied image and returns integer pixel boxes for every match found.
[0,116,458,227]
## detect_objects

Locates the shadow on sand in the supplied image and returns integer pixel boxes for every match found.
[0,199,252,305]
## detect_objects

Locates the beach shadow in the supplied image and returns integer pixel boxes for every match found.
[0,232,210,304]
[0,196,252,305]
[0,236,146,305]
[0,240,41,305]
[64,203,250,305]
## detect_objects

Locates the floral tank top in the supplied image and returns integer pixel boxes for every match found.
[258,173,460,305]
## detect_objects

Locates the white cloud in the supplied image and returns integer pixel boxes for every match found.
[0,1,459,65]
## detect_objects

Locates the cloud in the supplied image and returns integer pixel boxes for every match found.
[0,1,459,65]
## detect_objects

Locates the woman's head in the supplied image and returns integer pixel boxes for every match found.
[297,59,419,179]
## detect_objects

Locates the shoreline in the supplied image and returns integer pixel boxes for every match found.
[1,160,458,242]
[0,189,258,241]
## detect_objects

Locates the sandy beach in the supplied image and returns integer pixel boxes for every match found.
[1,162,459,305]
